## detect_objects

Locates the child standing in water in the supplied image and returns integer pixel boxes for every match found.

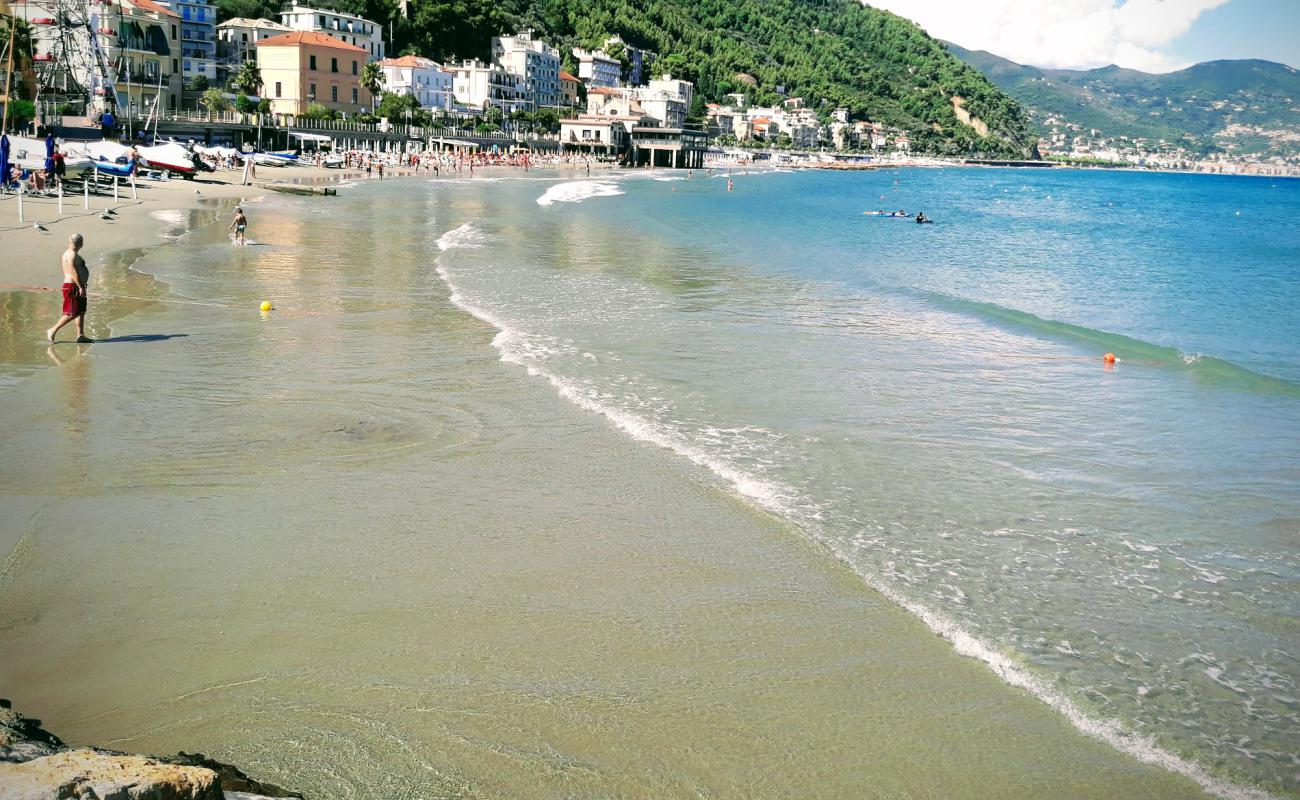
[229,207,248,246]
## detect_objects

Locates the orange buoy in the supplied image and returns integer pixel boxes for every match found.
[1103,352,1116,364]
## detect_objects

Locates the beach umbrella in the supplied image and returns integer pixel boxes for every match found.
[0,134,9,187]
[45,132,55,158]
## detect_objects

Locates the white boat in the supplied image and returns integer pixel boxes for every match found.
[6,136,92,171]
[252,152,292,167]
[137,141,199,178]
[322,154,344,168]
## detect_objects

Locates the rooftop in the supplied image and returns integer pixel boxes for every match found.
[256,30,367,52]
[379,55,443,69]
[218,17,290,29]
[126,0,179,18]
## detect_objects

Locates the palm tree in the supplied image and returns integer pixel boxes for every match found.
[359,61,384,112]
[231,60,263,97]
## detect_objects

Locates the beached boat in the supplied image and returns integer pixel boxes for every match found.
[253,151,299,167]
[137,142,201,178]
[5,136,91,172]
[322,154,345,169]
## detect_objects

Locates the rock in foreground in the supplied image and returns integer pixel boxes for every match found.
[0,749,221,799]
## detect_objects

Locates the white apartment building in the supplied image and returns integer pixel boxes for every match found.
[572,47,620,88]
[216,17,289,86]
[492,30,560,110]
[585,75,696,130]
[280,3,384,61]
[378,55,453,110]
[451,59,525,114]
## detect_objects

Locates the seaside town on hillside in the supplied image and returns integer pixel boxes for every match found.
[1,0,1295,176]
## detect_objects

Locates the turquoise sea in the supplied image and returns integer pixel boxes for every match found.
[1,165,1296,799]
[436,166,1300,795]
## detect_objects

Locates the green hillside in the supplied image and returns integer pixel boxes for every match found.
[216,0,1035,156]
[946,43,1300,158]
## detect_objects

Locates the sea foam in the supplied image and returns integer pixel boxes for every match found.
[536,180,625,206]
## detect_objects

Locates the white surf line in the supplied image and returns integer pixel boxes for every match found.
[431,221,1277,800]
[535,180,625,206]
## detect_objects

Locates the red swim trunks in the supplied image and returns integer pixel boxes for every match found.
[62,282,86,317]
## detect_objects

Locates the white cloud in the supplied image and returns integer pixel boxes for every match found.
[863,0,1229,72]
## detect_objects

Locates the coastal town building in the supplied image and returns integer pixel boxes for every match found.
[572,47,619,89]
[631,126,707,168]
[169,0,216,86]
[216,17,289,87]
[107,0,183,113]
[256,30,370,116]
[378,55,453,111]
[583,75,694,130]
[604,35,655,86]
[451,58,524,114]
[279,3,384,61]
[559,114,641,157]
[558,70,580,108]
[492,30,561,110]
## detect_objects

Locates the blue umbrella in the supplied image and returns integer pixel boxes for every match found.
[0,134,9,189]
[45,132,55,157]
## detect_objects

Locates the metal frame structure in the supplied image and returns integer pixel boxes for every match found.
[26,0,118,114]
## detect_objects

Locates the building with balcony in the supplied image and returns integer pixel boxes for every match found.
[378,55,453,111]
[492,30,560,110]
[559,113,642,158]
[451,59,524,115]
[256,30,370,116]
[280,3,384,61]
[572,47,619,89]
[107,0,183,113]
[167,0,216,85]
[217,17,289,86]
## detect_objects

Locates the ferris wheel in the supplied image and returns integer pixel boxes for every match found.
[24,0,119,112]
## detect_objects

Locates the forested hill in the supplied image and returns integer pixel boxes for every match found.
[215,0,1035,156]
[947,43,1300,158]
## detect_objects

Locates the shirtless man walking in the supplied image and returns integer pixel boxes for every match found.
[47,233,92,343]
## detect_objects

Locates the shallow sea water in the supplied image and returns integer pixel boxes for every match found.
[0,167,1294,799]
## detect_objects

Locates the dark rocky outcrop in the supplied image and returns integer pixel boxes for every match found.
[0,700,303,800]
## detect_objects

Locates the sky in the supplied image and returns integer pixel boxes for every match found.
[865,0,1300,72]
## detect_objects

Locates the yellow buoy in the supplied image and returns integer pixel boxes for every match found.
[260,301,273,312]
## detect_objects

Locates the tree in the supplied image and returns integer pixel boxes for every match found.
[257,98,272,113]
[303,103,339,121]
[200,88,230,112]
[186,75,210,93]
[234,94,257,114]
[231,60,263,97]
[360,61,385,112]
[474,122,498,135]
[532,108,561,134]
[484,105,503,126]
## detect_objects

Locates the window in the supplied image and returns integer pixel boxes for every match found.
[351,60,357,75]
[309,54,316,70]
[172,58,178,72]
[309,82,315,97]
[351,86,357,103]
[171,25,177,38]
[241,33,247,42]
[330,57,338,72]
[275,80,281,97]
[317,15,324,26]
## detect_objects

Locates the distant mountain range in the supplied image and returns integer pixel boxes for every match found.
[945,43,1300,158]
